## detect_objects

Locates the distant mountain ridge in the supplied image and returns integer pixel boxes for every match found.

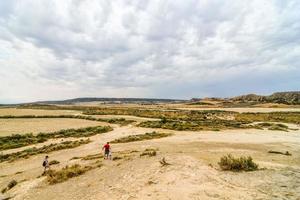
[34,97,186,105]
[230,91,300,105]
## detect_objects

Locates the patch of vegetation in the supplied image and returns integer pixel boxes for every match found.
[83,108,235,121]
[80,153,103,161]
[138,119,251,131]
[218,154,258,171]
[0,125,112,151]
[103,118,135,126]
[110,132,172,143]
[49,160,60,165]
[18,105,300,130]
[140,149,157,157]
[268,150,292,156]
[0,115,135,125]
[1,180,17,193]
[46,164,93,184]
[255,122,289,131]
[186,101,214,105]
[236,112,300,124]
[0,139,90,163]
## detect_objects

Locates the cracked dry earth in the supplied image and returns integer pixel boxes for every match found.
[1,122,300,200]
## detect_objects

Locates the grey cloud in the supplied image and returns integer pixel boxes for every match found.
[0,0,300,103]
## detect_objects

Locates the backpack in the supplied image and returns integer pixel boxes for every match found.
[42,160,47,167]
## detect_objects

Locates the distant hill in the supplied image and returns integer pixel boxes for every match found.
[231,91,300,105]
[190,91,300,106]
[33,97,186,105]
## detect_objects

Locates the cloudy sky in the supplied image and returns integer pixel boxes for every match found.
[0,0,299,103]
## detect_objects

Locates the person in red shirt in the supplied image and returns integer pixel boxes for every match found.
[102,142,111,160]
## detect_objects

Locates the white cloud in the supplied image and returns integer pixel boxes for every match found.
[0,0,299,103]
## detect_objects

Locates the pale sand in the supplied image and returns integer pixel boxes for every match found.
[0,118,109,136]
[0,108,81,116]
[1,122,300,200]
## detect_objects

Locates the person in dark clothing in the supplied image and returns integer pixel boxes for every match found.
[42,155,50,173]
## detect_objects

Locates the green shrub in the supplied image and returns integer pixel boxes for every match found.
[218,154,258,171]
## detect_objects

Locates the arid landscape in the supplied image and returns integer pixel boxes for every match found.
[1,1,300,199]
[1,95,300,200]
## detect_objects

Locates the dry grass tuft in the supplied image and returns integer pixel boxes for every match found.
[49,160,60,165]
[218,154,258,171]
[1,180,17,193]
[111,132,172,143]
[46,164,92,184]
[140,149,157,157]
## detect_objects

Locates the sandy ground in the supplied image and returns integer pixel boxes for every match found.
[1,119,300,200]
[0,118,108,136]
[0,108,81,116]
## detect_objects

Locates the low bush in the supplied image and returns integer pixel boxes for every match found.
[49,160,60,165]
[140,149,157,157]
[218,154,258,171]
[255,122,289,131]
[110,132,172,143]
[46,164,92,184]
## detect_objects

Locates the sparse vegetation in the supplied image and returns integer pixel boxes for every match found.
[17,104,300,126]
[110,132,172,143]
[0,115,135,125]
[236,112,300,124]
[1,180,17,193]
[140,148,157,157]
[0,125,112,150]
[112,156,122,160]
[218,154,258,171]
[255,122,290,131]
[71,153,103,161]
[0,139,90,163]
[268,150,292,156]
[138,119,252,131]
[49,160,60,165]
[46,164,93,184]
